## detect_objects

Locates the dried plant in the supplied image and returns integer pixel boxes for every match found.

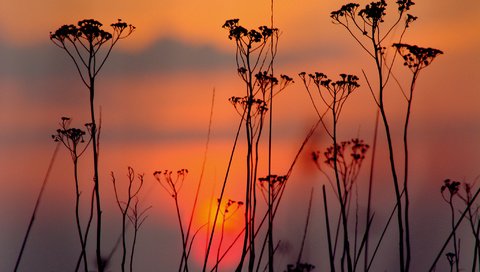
[52,117,93,271]
[111,167,147,272]
[203,18,293,272]
[215,199,244,271]
[441,179,462,272]
[300,72,361,271]
[329,1,446,270]
[50,19,135,271]
[154,169,189,271]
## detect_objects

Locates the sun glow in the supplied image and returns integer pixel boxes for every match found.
[189,198,245,270]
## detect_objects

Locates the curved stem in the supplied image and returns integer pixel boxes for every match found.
[73,157,88,272]
[332,96,353,272]
[403,71,419,271]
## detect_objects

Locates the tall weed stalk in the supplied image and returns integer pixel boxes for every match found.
[50,19,134,271]
[111,167,146,272]
[52,117,92,271]
[221,18,292,271]
[329,1,442,270]
[300,72,362,271]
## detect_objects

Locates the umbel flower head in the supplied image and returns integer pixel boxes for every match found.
[396,0,415,12]
[331,3,360,19]
[393,43,443,72]
[441,179,461,197]
[217,198,244,215]
[51,117,91,160]
[50,19,135,45]
[301,72,360,94]
[441,179,462,203]
[154,169,188,198]
[358,0,387,24]
[50,19,135,86]
[222,18,276,43]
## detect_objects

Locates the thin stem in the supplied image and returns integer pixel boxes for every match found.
[203,110,244,272]
[174,194,189,272]
[368,194,402,271]
[268,2,275,271]
[332,94,353,272]
[373,31,405,271]
[449,197,460,272]
[296,189,314,266]
[364,109,379,271]
[403,70,419,271]
[89,76,104,272]
[323,185,336,272]
[429,184,480,271]
[184,88,215,271]
[73,157,88,272]
[14,141,62,272]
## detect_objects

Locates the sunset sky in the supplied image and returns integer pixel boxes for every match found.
[1,0,480,271]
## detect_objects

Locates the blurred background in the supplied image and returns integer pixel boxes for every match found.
[1,0,479,270]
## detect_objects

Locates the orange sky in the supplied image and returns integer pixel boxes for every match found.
[1,0,480,271]
[2,0,479,51]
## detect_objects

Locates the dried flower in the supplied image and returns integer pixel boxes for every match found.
[331,3,360,20]
[52,117,89,160]
[258,174,287,203]
[359,0,387,25]
[223,19,277,43]
[441,179,461,200]
[393,43,443,72]
[396,0,415,12]
[154,169,188,198]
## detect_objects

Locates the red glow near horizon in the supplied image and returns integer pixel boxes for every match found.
[186,198,245,270]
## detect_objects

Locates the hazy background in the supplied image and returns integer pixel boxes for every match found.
[1,0,480,270]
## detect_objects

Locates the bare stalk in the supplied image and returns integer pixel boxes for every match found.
[14,137,64,272]
[50,20,135,271]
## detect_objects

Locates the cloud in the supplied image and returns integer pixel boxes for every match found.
[106,38,233,74]
[0,34,354,81]
[0,37,233,78]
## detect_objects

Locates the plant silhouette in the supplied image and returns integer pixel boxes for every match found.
[50,18,135,271]
[52,117,92,272]
[11,1,480,271]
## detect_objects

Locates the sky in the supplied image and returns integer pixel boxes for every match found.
[1,0,480,271]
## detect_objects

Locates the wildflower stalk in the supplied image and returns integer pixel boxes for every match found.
[222,19,292,271]
[203,109,244,272]
[52,118,92,271]
[111,167,145,272]
[184,89,215,271]
[215,199,243,271]
[296,189,314,267]
[364,108,379,271]
[430,184,480,271]
[268,1,275,270]
[392,42,443,271]
[330,2,418,270]
[128,199,151,272]
[323,185,336,272]
[300,72,360,271]
[50,19,135,271]
[154,169,189,272]
[441,179,461,271]
[449,200,460,272]
[332,92,353,272]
